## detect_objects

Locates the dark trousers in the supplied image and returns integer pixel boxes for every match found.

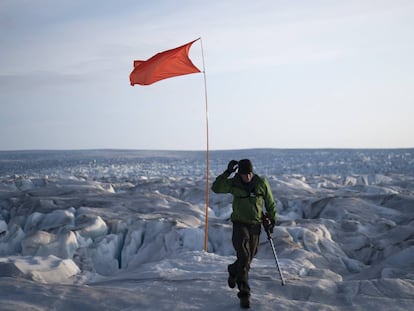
[228,221,261,298]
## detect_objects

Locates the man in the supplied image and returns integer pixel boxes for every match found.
[211,159,277,309]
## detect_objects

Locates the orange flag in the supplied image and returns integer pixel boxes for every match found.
[130,39,201,86]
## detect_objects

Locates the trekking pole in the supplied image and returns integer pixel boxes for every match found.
[263,215,286,286]
[265,228,286,286]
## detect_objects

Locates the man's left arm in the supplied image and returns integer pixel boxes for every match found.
[264,179,277,223]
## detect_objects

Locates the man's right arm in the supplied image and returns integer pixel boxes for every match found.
[211,160,238,194]
[211,172,232,193]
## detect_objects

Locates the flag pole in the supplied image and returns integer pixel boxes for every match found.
[199,37,210,252]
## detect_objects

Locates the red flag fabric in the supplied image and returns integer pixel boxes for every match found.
[130,39,201,86]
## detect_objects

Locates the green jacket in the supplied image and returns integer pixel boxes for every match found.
[211,172,277,225]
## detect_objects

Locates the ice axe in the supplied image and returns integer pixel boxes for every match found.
[263,213,286,286]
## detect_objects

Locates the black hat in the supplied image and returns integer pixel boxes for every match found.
[238,159,253,174]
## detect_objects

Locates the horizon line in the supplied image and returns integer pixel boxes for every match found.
[1,147,413,153]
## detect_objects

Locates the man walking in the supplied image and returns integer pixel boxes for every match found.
[211,159,277,308]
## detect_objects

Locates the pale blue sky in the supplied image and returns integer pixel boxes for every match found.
[1,0,413,150]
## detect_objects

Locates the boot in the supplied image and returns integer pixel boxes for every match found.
[227,265,236,289]
[237,286,250,309]
[239,296,250,309]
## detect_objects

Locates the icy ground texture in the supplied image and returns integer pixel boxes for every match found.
[0,149,413,310]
